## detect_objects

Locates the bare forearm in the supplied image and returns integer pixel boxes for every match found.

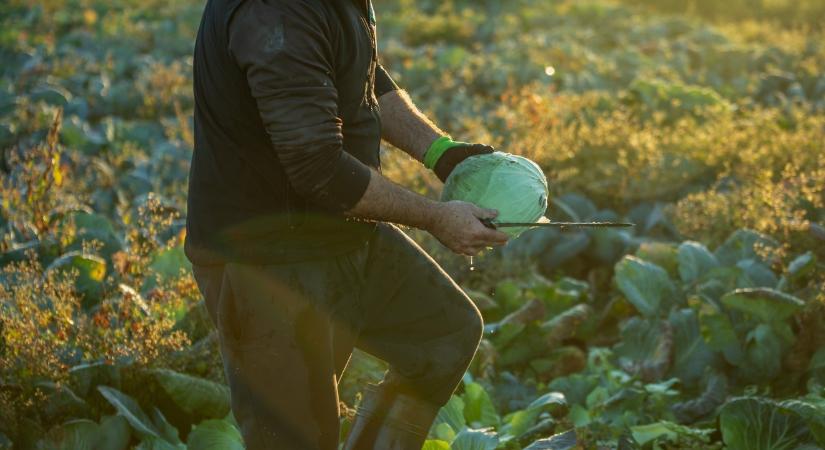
[346,168,440,229]
[378,90,444,162]
[345,169,510,255]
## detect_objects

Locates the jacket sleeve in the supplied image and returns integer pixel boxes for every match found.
[228,0,371,212]
[374,64,400,98]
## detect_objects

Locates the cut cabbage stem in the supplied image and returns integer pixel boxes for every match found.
[480,218,634,229]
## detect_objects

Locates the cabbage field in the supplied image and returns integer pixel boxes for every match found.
[1,0,824,448]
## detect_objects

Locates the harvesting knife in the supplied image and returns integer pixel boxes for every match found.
[480,218,634,229]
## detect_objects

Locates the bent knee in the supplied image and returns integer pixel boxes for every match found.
[461,301,484,351]
[449,292,484,361]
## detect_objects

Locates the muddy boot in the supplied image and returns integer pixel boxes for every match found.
[343,384,394,450]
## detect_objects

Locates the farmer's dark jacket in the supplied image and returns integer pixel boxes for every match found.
[185,0,398,264]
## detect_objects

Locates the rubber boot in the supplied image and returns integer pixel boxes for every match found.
[342,384,394,450]
[372,393,440,450]
[343,385,440,450]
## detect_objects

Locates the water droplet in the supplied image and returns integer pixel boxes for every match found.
[544,65,556,76]
[469,256,475,271]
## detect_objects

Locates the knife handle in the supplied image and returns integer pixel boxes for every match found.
[480,218,497,229]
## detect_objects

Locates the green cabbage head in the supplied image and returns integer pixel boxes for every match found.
[441,152,548,238]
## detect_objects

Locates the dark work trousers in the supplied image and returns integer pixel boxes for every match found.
[191,223,484,450]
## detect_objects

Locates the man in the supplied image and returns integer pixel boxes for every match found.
[185,0,509,448]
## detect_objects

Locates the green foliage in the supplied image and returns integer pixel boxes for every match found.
[625,78,731,123]
[61,211,124,260]
[668,308,718,386]
[423,441,451,450]
[97,415,131,450]
[677,241,719,284]
[38,418,131,450]
[186,420,244,450]
[45,252,107,308]
[522,429,577,450]
[631,421,713,447]
[95,385,240,449]
[1,0,824,448]
[714,230,780,267]
[97,386,163,440]
[451,428,499,450]
[463,382,500,428]
[142,247,191,294]
[622,0,825,27]
[721,288,805,323]
[148,369,230,420]
[614,256,678,317]
[719,397,817,450]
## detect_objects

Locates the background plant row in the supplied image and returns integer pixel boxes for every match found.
[0,0,823,449]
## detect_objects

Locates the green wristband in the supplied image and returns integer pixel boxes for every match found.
[424,136,468,170]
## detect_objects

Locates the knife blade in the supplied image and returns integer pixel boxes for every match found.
[480,218,634,229]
